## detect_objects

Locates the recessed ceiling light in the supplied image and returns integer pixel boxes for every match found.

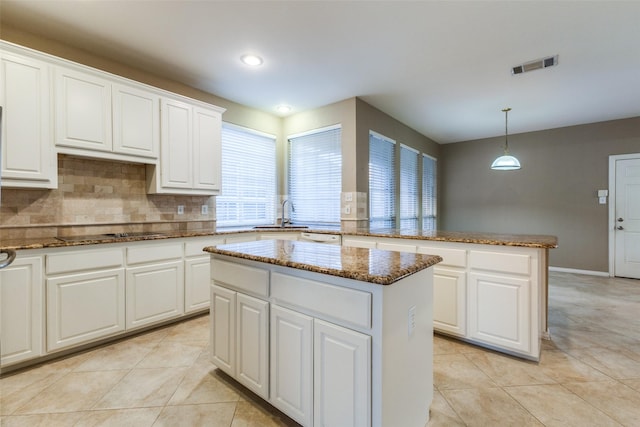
[241,54,263,67]
[276,105,292,114]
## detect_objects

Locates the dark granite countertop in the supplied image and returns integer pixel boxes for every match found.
[205,239,443,285]
[0,226,557,251]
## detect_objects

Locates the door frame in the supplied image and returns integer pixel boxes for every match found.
[608,153,640,277]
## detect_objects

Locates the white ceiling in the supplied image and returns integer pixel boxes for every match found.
[2,1,640,143]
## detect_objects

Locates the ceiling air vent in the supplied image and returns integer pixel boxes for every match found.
[511,55,558,75]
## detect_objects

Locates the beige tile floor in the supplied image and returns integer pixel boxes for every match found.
[1,271,640,426]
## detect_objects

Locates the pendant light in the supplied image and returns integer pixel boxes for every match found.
[491,107,521,170]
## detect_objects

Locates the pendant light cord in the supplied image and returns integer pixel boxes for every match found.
[502,107,511,154]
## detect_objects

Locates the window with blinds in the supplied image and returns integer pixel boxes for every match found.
[422,154,437,230]
[369,131,396,228]
[216,123,276,227]
[288,125,342,225]
[400,144,419,229]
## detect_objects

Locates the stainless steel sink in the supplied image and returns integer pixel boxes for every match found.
[252,225,309,230]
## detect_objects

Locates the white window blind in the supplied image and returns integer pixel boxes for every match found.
[216,123,276,227]
[288,126,342,225]
[422,154,437,230]
[369,132,396,228]
[400,144,419,229]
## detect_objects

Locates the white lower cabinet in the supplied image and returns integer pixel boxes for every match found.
[125,242,185,330]
[126,260,184,330]
[47,268,125,352]
[0,255,43,366]
[236,292,269,399]
[270,305,313,426]
[210,284,269,399]
[313,318,371,427]
[432,267,466,336]
[468,272,531,353]
[185,256,212,313]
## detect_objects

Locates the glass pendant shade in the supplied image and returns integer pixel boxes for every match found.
[491,154,521,170]
[491,107,521,170]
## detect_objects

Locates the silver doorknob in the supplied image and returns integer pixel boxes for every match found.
[617,225,624,230]
[617,217,624,222]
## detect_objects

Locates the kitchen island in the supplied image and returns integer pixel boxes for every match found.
[204,239,442,427]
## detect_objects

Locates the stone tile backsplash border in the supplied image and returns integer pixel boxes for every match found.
[1,155,215,238]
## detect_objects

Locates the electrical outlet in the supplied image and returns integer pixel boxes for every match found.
[177,205,184,215]
[345,192,353,202]
[201,205,209,215]
[408,306,416,337]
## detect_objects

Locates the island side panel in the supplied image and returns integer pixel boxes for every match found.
[380,267,433,427]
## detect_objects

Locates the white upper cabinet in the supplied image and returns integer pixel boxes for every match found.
[55,66,161,163]
[112,83,160,159]
[55,66,112,152]
[0,49,57,189]
[147,98,224,195]
[193,105,222,191]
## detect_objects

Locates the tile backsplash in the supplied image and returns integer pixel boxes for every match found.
[0,155,215,238]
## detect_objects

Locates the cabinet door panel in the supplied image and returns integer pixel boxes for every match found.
[55,67,112,151]
[160,98,192,188]
[47,269,125,351]
[314,319,371,427]
[193,106,221,191]
[0,256,43,365]
[468,272,531,353]
[113,83,159,158]
[433,267,466,336]
[126,260,184,330]
[185,256,211,313]
[210,285,236,376]
[1,52,56,188]
[236,293,269,399]
[270,305,312,426]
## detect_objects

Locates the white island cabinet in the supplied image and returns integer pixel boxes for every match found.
[207,239,441,427]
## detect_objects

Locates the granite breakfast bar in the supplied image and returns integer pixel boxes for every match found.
[204,239,443,427]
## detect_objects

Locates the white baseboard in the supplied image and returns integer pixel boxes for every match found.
[548,266,611,277]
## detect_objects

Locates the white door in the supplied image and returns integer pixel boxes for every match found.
[193,106,221,191]
[433,267,466,336]
[125,260,184,330]
[0,256,43,366]
[314,319,371,427]
[614,157,640,279]
[468,272,531,353]
[270,305,313,426]
[236,293,269,399]
[210,284,236,376]
[184,256,211,313]
[55,66,112,151]
[0,52,56,188]
[112,83,159,159]
[47,268,125,351]
[160,97,192,189]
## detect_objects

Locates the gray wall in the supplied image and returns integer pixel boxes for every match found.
[440,117,640,272]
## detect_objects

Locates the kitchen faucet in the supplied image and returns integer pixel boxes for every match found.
[281,199,294,228]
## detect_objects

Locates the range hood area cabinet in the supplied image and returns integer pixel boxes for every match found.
[0,41,225,195]
[54,65,160,162]
[146,98,224,196]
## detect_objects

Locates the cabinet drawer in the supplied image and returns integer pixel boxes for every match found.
[127,242,183,264]
[185,238,224,257]
[376,240,416,253]
[211,259,269,298]
[417,246,467,268]
[271,272,371,329]
[469,250,530,275]
[46,248,124,275]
